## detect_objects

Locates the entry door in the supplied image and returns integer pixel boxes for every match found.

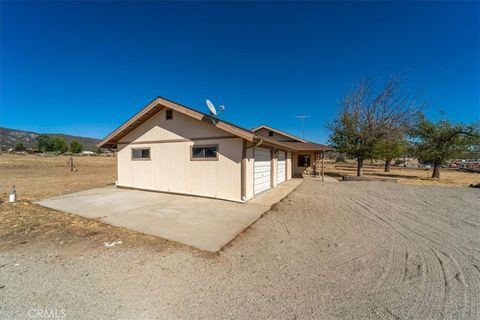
[254,147,271,194]
[277,151,286,184]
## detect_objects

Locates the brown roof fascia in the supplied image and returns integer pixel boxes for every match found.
[251,124,309,143]
[254,136,297,151]
[282,142,336,152]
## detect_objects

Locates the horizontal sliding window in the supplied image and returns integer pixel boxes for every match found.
[132,148,150,160]
[191,145,218,160]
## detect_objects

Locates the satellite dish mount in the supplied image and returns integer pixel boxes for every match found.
[206,99,225,125]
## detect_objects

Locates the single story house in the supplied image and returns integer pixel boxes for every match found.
[97,97,334,202]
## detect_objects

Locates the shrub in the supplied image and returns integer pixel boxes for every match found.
[14,142,26,151]
[335,155,346,163]
[37,134,53,152]
[70,140,83,154]
[52,137,68,153]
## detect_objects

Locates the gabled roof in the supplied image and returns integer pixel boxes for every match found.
[252,125,309,143]
[98,96,335,152]
[97,96,256,148]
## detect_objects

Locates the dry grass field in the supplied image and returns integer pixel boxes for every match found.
[0,154,116,201]
[0,154,174,251]
[324,160,480,187]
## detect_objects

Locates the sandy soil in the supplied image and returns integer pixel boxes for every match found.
[1,180,479,319]
[325,161,480,187]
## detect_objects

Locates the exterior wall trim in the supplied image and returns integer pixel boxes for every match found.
[118,135,238,145]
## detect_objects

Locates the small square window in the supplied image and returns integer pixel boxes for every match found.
[191,145,218,160]
[268,130,274,137]
[166,109,173,120]
[132,148,150,160]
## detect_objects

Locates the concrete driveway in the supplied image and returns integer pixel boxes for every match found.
[37,179,302,252]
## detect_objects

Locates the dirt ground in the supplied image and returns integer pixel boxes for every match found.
[324,161,480,187]
[1,155,479,319]
[0,154,176,251]
[0,154,117,201]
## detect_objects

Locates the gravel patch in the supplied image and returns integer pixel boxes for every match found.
[1,180,479,319]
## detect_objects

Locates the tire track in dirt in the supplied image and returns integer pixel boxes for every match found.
[347,196,439,320]
[359,189,479,319]
[297,181,480,319]
[376,188,479,319]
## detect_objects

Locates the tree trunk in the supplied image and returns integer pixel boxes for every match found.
[357,158,364,176]
[384,159,392,172]
[432,161,441,179]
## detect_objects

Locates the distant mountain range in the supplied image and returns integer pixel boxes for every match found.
[0,127,101,151]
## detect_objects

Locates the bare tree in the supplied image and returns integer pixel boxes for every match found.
[328,76,418,176]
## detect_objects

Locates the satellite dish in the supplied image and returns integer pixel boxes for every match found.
[206,99,226,125]
[206,99,217,116]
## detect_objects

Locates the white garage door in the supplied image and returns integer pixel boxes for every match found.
[277,151,286,184]
[254,147,271,195]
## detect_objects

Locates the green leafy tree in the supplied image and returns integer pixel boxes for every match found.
[374,136,406,172]
[37,134,53,152]
[96,148,103,154]
[52,137,68,153]
[410,114,480,178]
[328,76,418,176]
[14,142,26,151]
[70,140,83,154]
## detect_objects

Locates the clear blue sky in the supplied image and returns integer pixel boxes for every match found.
[1,1,479,143]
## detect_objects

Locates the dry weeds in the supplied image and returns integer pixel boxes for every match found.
[324,160,480,187]
[0,154,175,251]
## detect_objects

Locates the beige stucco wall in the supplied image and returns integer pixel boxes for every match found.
[244,145,255,201]
[117,109,243,202]
[119,110,232,143]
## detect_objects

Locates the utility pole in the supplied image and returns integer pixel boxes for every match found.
[295,115,310,139]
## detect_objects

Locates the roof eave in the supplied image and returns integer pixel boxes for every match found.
[252,124,309,143]
[97,97,256,148]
